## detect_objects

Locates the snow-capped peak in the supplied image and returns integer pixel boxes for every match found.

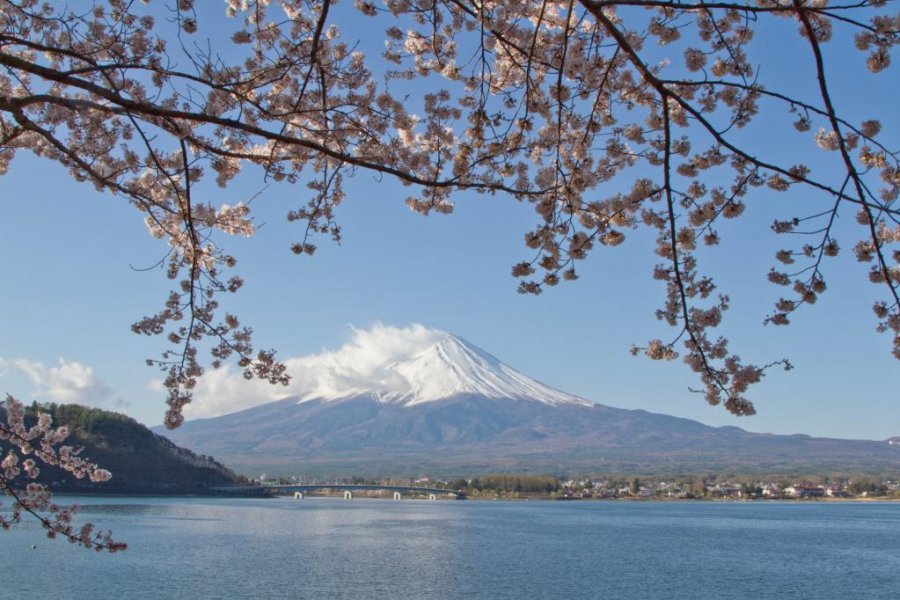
[381,335,590,406]
[294,325,593,407]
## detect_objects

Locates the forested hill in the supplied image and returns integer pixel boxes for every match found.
[11,403,242,494]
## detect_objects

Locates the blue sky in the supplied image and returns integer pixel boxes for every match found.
[1,146,896,440]
[0,3,897,440]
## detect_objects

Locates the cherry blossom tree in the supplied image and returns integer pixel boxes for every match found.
[1,395,126,551]
[0,0,897,430]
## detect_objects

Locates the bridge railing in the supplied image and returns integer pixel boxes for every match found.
[211,483,465,499]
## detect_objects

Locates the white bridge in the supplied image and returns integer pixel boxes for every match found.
[211,483,465,500]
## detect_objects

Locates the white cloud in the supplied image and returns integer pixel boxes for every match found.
[0,356,128,411]
[183,323,448,419]
[285,322,447,400]
[178,366,278,420]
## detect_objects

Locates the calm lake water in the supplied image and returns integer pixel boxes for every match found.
[1,497,898,599]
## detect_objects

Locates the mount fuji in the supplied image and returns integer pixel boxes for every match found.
[293,332,593,408]
[158,326,900,476]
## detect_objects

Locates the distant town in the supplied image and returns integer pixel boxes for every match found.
[253,473,900,500]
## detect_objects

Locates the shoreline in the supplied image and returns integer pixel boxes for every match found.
[47,491,900,503]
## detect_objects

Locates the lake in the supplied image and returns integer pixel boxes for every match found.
[1,497,898,598]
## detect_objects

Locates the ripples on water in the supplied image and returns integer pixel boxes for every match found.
[1,497,898,599]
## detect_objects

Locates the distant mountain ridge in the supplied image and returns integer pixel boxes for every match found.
[158,330,900,477]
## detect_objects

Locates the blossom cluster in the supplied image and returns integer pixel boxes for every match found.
[0,396,125,552]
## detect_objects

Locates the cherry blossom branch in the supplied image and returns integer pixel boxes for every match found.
[795,2,900,356]
[1,0,896,422]
[0,396,126,552]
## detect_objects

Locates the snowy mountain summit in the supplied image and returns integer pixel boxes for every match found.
[162,324,900,475]
[294,326,593,408]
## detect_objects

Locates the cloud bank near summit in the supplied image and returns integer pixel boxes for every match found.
[182,323,450,419]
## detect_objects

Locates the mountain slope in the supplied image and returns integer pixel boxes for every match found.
[161,394,900,475]
[16,403,242,493]
[158,329,900,476]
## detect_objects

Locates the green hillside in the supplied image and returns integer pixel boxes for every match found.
[16,403,242,494]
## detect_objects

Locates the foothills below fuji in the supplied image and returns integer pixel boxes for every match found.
[158,326,900,476]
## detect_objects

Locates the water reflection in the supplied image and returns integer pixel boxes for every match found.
[0,498,897,599]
